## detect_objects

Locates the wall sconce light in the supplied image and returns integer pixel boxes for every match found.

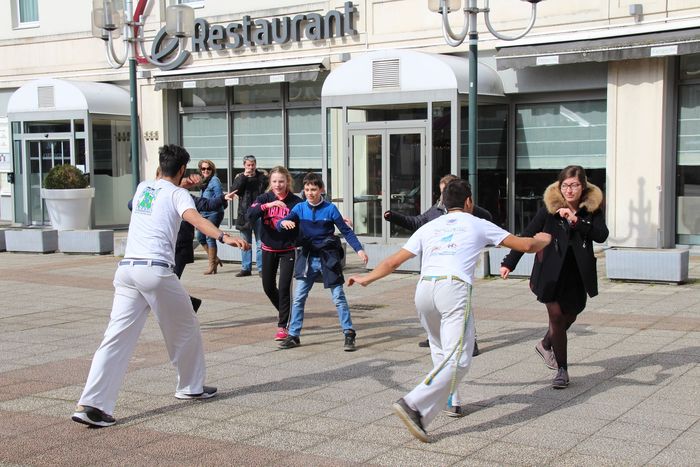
[629,4,643,23]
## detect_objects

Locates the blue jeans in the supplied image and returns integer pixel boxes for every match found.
[239,219,262,272]
[288,256,353,337]
[196,212,223,248]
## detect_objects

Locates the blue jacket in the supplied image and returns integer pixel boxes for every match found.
[200,175,224,216]
[277,200,363,288]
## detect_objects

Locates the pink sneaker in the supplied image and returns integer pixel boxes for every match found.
[275,328,288,341]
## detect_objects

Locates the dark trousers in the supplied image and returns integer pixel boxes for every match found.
[261,249,295,328]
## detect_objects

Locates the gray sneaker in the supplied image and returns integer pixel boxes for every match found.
[535,340,558,370]
[392,398,428,442]
[443,404,464,418]
[552,368,569,389]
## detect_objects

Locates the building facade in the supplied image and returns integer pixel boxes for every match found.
[1,0,699,252]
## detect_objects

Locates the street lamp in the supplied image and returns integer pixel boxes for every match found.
[429,0,543,203]
[91,0,194,191]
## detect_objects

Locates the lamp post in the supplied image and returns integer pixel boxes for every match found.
[91,0,194,191]
[429,0,542,203]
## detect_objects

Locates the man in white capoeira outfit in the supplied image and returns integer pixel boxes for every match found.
[72,144,250,427]
[348,179,550,442]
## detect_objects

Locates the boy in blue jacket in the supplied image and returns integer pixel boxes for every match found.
[277,172,368,351]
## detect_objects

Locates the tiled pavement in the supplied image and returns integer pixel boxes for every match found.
[0,249,698,466]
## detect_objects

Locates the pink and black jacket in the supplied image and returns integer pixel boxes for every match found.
[247,191,303,252]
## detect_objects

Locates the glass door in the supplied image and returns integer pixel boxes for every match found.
[27,139,71,224]
[387,130,424,239]
[349,126,425,243]
[350,132,383,239]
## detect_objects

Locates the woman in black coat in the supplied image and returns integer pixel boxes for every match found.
[500,165,608,389]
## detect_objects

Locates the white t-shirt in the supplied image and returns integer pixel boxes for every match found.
[124,179,196,264]
[403,211,510,285]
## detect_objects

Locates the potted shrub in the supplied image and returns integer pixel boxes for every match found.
[40,164,95,230]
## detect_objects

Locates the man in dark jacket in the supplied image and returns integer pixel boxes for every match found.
[383,174,493,356]
[231,155,268,276]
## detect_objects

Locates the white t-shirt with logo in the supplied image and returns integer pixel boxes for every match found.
[124,179,196,264]
[402,212,510,285]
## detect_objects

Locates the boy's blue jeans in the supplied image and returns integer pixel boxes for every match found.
[288,256,353,337]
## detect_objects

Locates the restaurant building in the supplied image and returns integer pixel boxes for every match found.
[1,1,699,259]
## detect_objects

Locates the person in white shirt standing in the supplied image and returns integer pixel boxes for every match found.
[72,144,250,428]
[348,179,551,442]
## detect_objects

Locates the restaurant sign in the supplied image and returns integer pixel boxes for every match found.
[151,2,357,71]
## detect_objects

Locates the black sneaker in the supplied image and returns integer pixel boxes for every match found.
[235,270,252,277]
[71,405,116,427]
[443,404,465,418]
[418,339,430,348]
[278,335,300,349]
[472,340,480,357]
[344,330,356,352]
[175,385,218,400]
[190,296,202,313]
[392,398,428,442]
[552,368,569,389]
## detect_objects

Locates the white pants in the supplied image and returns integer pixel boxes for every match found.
[404,278,475,428]
[78,263,206,415]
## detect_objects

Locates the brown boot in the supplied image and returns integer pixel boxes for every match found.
[204,245,219,275]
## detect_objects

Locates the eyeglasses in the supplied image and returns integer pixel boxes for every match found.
[200,167,212,172]
[243,155,256,162]
[560,183,582,191]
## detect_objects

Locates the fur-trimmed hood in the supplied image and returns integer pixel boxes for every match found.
[543,181,604,215]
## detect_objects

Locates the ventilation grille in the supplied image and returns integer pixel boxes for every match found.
[372,59,400,90]
[37,86,55,108]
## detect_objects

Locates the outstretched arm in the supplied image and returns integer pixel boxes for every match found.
[182,209,250,249]
[347,248,415,287]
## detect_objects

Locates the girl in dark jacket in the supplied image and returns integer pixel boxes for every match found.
[499,165,609,389]
[245,166,302,341]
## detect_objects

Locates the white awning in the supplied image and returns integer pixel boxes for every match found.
[496,27,700,70]
[7,78,129,119]
[152,56,330,91]
[322,49,504,98]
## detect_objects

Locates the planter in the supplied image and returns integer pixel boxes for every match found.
[488,247,535,277]
[58,230,114,254]
[606,248,689,283]
[5,229,58,253]
[40,187,95,231]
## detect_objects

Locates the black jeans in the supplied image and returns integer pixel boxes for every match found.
[261,249,295,328]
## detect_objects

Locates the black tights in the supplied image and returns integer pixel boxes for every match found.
[261,250,295,328]
[542,302,578,369]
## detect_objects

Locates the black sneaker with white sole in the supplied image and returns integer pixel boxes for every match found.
[392,398,428,442]
[343,330,356,352]
[175,385,218,400]
[278,335,300,349]
[71,405,116,427]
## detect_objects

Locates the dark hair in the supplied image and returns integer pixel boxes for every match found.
[302,172,324,189]
[557,165,588,191]
[442,179,472,209]
[159,144,191,177]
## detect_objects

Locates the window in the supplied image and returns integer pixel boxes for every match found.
[677,82,700,244]
[16,0,39,27]
[288,108,321,192]
[514,100,606,233]
[460,104,508,228]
